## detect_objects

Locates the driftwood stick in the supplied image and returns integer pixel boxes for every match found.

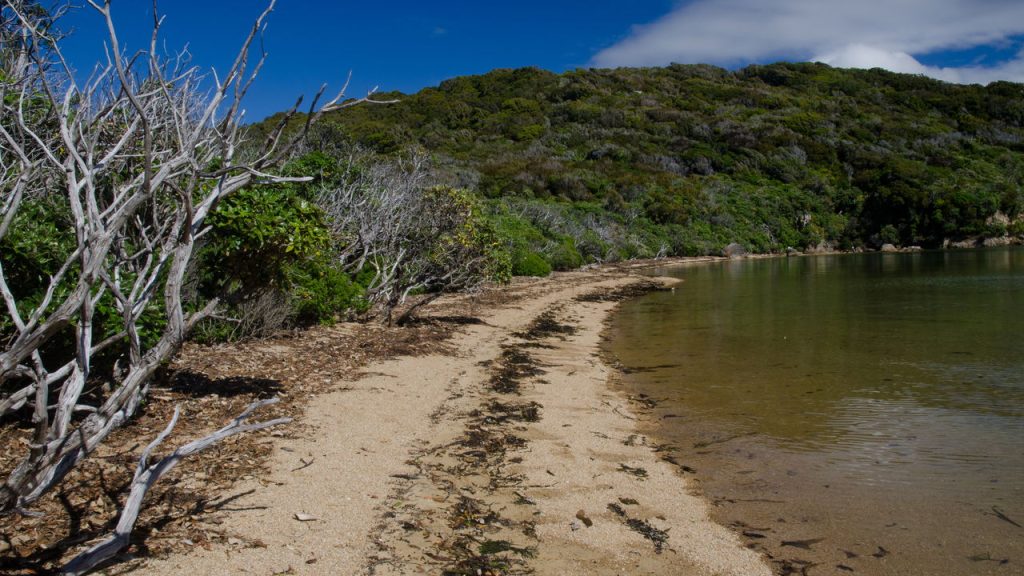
[0,382,35,416]
[60,398,290,576]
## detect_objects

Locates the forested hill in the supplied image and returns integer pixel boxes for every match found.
[261,62,1024,260]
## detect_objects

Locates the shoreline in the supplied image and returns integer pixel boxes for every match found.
[134,261,770,575]
[603,247,1024,576]
[14,249,1012,573]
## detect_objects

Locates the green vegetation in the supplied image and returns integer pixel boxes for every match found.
[266,63,1024,264]
[190,152,512,336]
[11,62,1024,342]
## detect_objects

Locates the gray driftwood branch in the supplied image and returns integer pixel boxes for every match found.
[60,398,290,575]
[0,0,363,515]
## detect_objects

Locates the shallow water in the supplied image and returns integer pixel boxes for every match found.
[608,248,1024,575]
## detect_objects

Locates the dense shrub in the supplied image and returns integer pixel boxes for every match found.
[511,251,552,277]
[289,258,368,324]
[545,238,584,270]
[202,185,332,297]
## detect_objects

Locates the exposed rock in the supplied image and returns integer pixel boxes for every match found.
[945,238,975,249]
[879,243,898,253]
[575,509,594,528]
[983,236,1013,247]
[804,241,835,254]
[722,243,747,258]
[986,211,1011,227]
[945,235,1022,248]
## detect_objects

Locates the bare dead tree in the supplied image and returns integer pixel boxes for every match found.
[0,0,371,525]
[318,149,432,287]
[385,185,507,325]
[315,151,505,323]
[506,198,652,262]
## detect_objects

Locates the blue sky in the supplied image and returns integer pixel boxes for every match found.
[60,1,1024,122]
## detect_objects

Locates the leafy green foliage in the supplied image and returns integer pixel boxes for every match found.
[511,251,552,277]
[411,185,512,290]
[281,62,1024,254]
[288,256,368,324]
[0,196,170,355]
[0,196,76,312]
[191,152,368,336]
[203,185,331,295]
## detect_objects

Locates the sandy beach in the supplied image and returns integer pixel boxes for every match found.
[103,263,769,575]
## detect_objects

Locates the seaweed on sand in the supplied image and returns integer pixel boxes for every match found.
[606,502,669,553]
[515,310,577,341]
[489,348,545,394]
[574,281,671,303]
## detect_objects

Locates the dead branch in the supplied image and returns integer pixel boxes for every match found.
[0,0,340,515]
[60,398,290,575]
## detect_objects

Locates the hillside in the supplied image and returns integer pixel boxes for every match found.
[259,62,1024,264]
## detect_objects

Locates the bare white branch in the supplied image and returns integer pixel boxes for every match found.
[60,399,290,575]
[0,0,342,517]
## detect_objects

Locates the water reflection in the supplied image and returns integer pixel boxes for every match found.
[616,249,1024,446]
[610,248,1024,574]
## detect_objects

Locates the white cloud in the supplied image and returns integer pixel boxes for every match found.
[813,44,1024,84]
[592,0,1024,84]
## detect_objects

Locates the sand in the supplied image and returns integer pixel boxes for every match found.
[136,266,770,576]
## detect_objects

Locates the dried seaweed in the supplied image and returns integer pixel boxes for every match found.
[618,464,649,479]
[515,310,576,341]
[626,518,669,554]
[607,502,669,553]
[481,401,542,424]
[781,538,825,551]
[574,281,670,303]
[489,348,545,394]
[607,503,627,517]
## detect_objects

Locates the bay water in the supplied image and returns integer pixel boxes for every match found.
[607,248,1024,575]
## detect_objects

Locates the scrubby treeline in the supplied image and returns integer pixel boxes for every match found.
[191,145,510,337]
[264,63,1024,269]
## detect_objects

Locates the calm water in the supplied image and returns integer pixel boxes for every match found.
[608,248,1024,575]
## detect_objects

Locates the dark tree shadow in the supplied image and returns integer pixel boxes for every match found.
[161,370,283,398]
[1,470,131,573]
[399,315,488,327]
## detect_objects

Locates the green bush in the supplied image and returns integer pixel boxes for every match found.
[511,251,552,277]
[289,260,367,325]
[201,179,331,298]
[187,151,363,339]
[878,224,901,246]
[546,238,583,270]
[0,196,170,357]
[0,197,76,314]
